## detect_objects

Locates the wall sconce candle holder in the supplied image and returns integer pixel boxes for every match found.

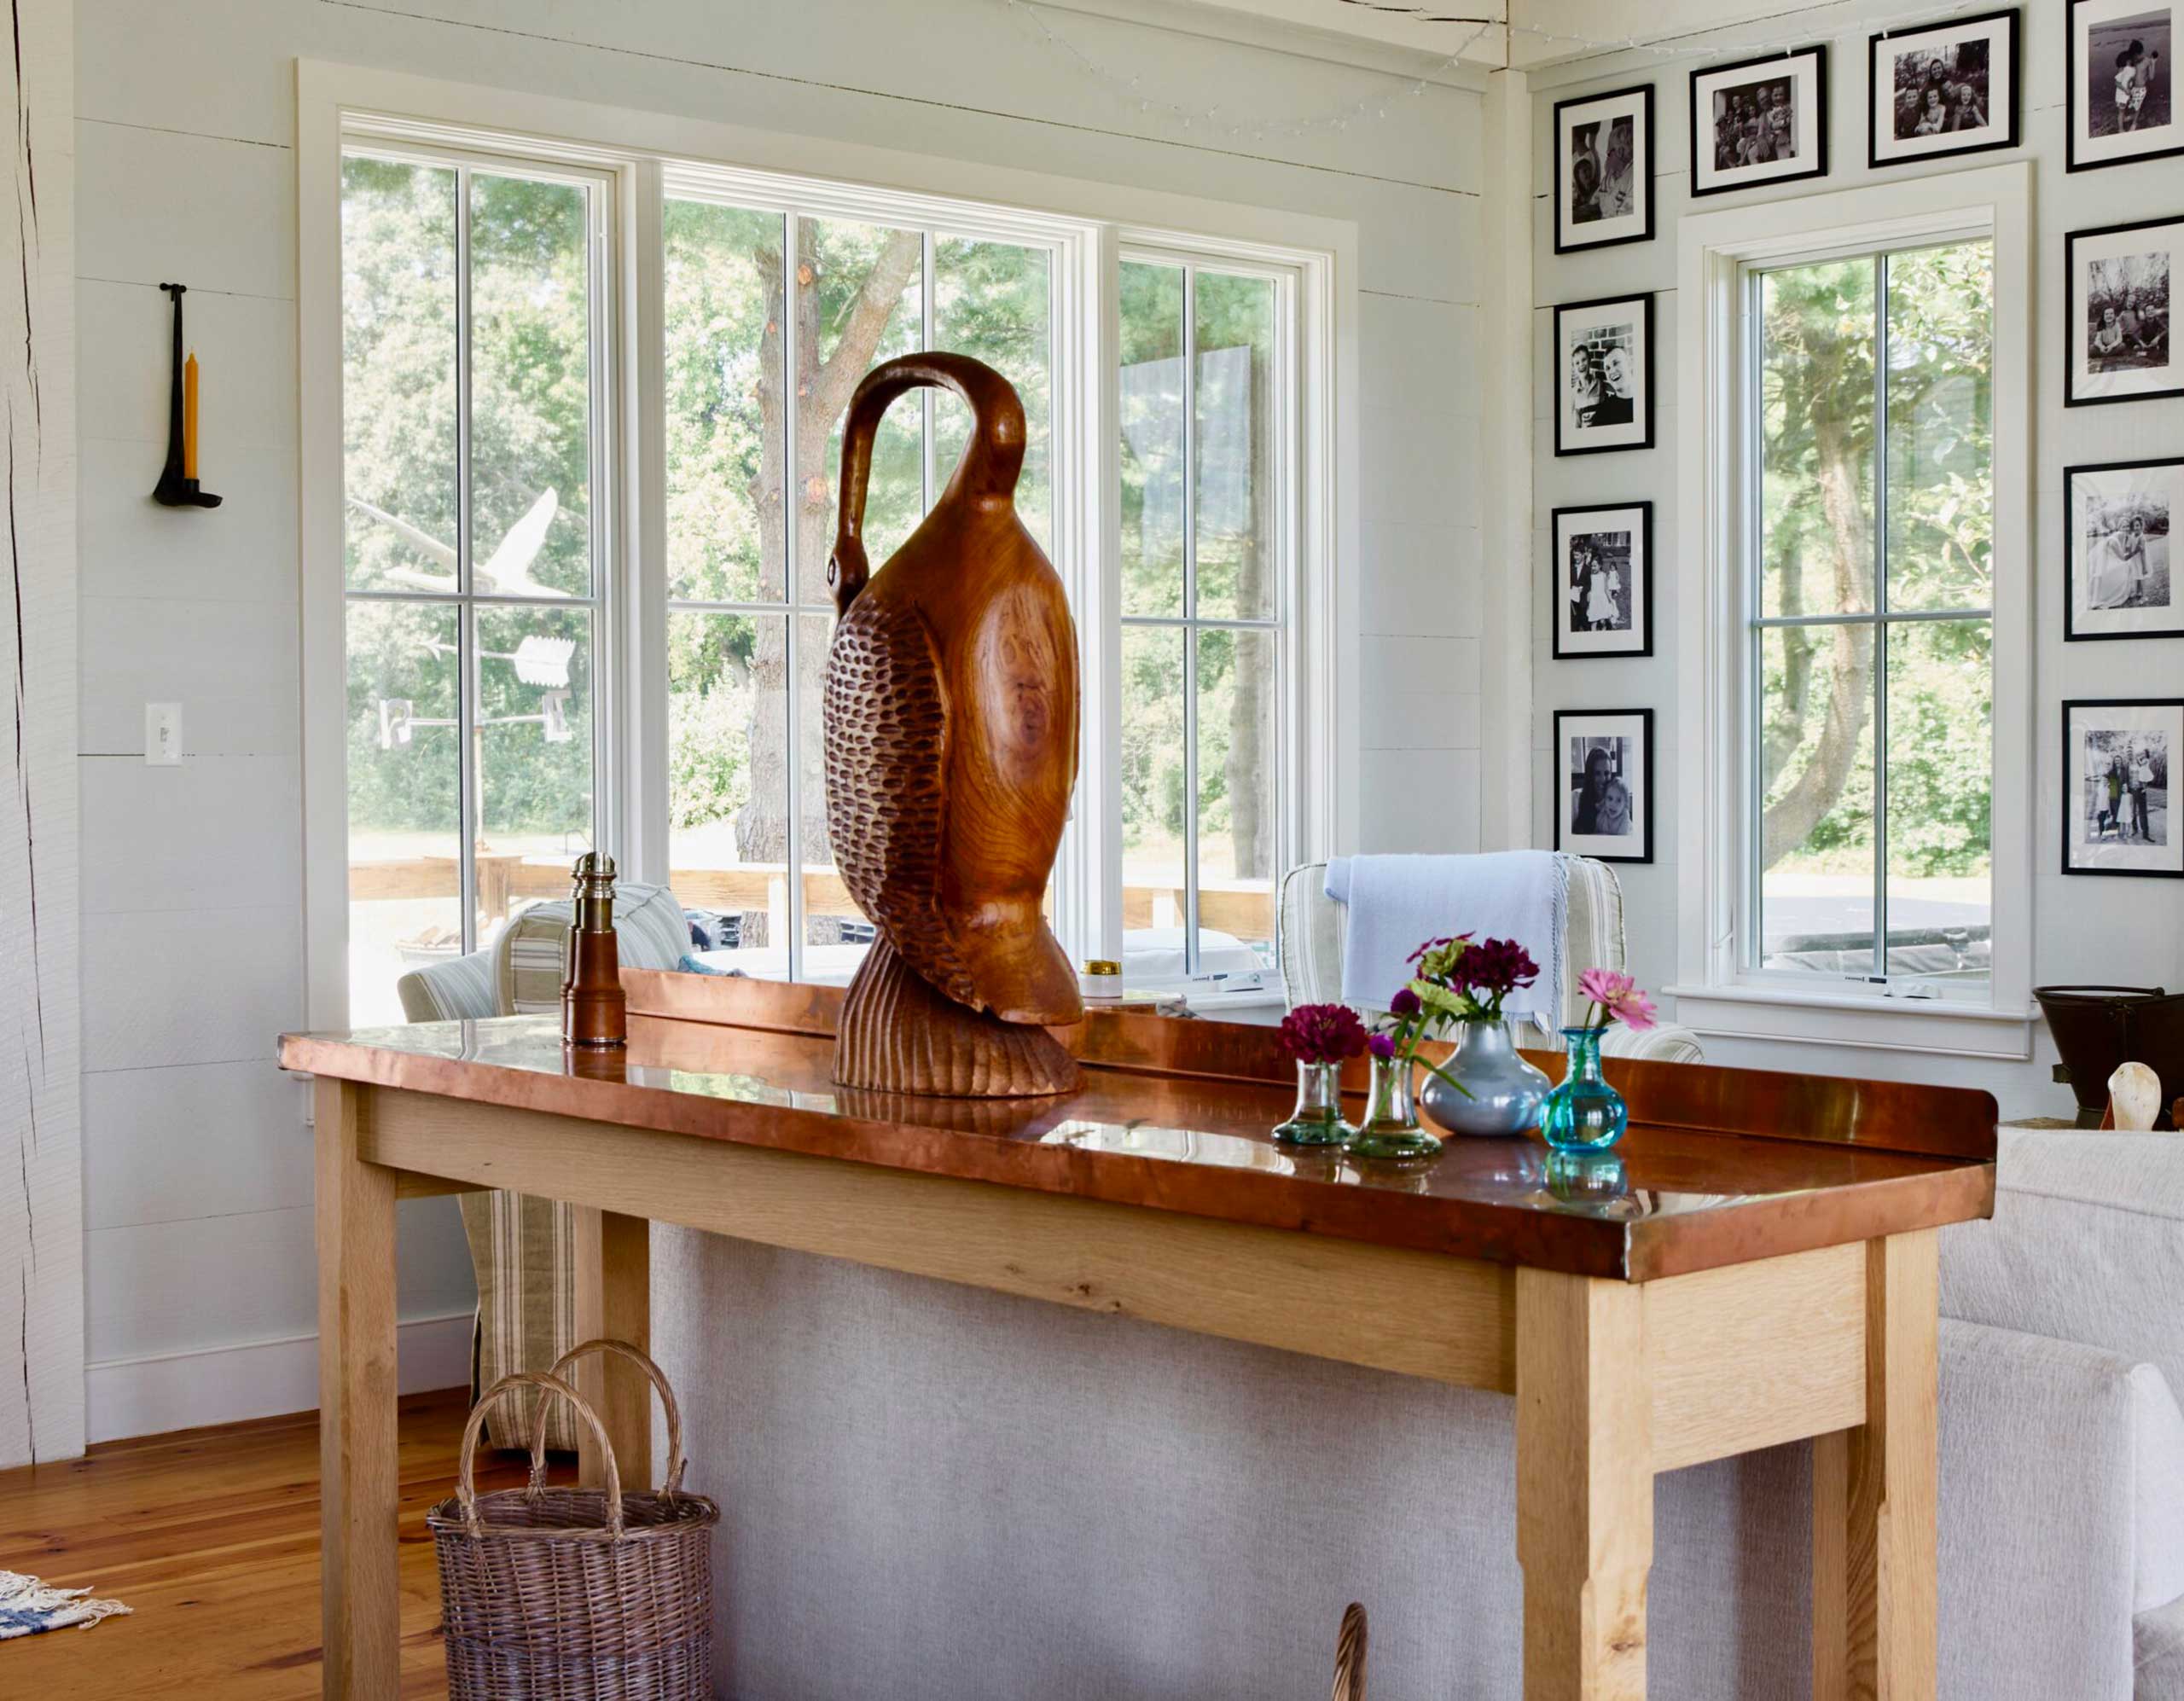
[152,282,220,508]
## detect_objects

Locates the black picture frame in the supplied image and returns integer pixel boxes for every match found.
[2067,0,2184,173]
[1553,708,1655,865]
[1554,84,1655,254]
[2060,697,2184,877]
[2065,215,2184,409]
[1551,502,1655,659]
[1867,9,2022,170]
[1553,293,1655,457]
[2065,456,2184,641]
[1689,45,1829,198]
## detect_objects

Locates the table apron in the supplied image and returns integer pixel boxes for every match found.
[357,1086,1868,1466]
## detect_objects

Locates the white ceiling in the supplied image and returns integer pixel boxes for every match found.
[1170,0,1843,69]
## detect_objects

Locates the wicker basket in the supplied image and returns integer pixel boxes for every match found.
[427,1339,719,1700]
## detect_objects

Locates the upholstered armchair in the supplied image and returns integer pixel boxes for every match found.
[1276,855,1704,1064]
[396,880,692,1447]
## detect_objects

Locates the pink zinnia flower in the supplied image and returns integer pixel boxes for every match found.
[1578,967,1658,1031]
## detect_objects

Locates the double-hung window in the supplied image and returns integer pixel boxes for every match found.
[659,177,1062,984]
[319,95,1332,1027]
[339,148,612,1025]
[1749,240,1995,988]
[1676,165,2032,1054]
[1117,254,1293,980]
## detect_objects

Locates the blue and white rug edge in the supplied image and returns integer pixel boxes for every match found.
[0,1570,131,1640]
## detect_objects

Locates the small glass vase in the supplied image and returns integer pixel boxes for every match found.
[1419,1018,1552,1137]
[1273,1059,1355,1147]
[1539,1025,1628,1154]
[1349,1051,1443,1161]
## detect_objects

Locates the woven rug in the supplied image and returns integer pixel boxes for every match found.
[0,1570,131,1640]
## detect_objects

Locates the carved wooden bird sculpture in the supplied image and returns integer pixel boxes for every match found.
[823,352,1082,1097]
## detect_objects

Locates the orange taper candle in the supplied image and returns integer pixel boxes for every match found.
[183,351,199,480]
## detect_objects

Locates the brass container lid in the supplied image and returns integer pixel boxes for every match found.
[1082,959,1121,977]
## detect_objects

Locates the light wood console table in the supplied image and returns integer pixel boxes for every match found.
[282,973,1995,1700]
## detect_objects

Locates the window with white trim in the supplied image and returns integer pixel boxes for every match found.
[1117,255,1293,982]
[339,148,613,1025]
[659,184,1063,984]
[1675,165,2032,1052]
[1747,238,1994,991]
[328,118,1324,1021]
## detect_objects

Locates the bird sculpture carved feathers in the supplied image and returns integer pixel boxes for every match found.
[822,353,1082,1030]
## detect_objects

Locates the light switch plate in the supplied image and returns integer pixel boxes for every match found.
[145,701,182,766]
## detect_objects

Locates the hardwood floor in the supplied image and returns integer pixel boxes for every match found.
[0,1389,558,1698]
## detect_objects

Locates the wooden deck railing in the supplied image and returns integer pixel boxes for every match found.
[347,855,1276,939]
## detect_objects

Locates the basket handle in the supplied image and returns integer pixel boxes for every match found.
[537,1338,689,1501]
[1331,1601,1368,1701]
[458,1371,624,1540]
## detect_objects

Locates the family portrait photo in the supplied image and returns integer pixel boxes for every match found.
[2065,700,2182,876]
[1554,293,1654,456]
[1869,9,2021,166]
[1554,710,1654,863]
[1554,85,1653,252]
[2071,0,2180,168]
[1553,502,1653,658]
[1691,46,1828,194]
[2067,216,2181,404]
[2068,457,2183,639]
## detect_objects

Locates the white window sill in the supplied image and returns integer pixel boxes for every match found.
[1664,984,2036,1061]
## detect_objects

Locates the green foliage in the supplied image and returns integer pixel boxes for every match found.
[341,159,1276,889]
[342,159,596,845]
[1757,241,1995,882]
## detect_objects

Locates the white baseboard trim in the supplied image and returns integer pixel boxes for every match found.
[85,1309,474,1444]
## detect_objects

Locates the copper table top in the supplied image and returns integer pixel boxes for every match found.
[282,986,1995,1281]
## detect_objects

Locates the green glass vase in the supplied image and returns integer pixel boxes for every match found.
[1349,1051,1443,1161]
[1273,1059,1355,1147]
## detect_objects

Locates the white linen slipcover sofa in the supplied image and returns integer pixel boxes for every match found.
[650,1073,2184,1695]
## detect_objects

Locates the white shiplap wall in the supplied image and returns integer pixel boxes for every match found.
[74,0,1490,1442]
[1529,0,2184,1117]
[2,0,84,1472]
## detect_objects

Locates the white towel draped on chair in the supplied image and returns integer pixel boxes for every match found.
[1323,851,1569,1024]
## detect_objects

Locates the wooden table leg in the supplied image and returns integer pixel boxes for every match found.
[1516,1268,1653,1700]
[572,1207,652,1489]
[1813,1229,1939,1701]
[316,1077,400,1700]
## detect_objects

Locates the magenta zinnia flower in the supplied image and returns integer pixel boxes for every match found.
[1276,1001,1370,1066]
[1367,1031,1397,1060]
[1389,986,1422,1019]
[1453,937,1539,1001]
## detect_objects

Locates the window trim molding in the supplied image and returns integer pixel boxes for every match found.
[1673,161,2035,1056]
[298,59,1356,1028]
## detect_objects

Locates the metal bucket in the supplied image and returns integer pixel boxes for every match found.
[2033,985,2184,1127]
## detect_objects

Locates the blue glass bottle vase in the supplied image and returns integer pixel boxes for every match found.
[1539,1025,1627,1154]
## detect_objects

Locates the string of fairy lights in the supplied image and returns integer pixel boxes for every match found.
[1001,0,2016,140]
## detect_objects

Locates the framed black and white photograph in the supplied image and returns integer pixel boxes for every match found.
[1554,84,1653,253]
[1554,293,1653,456]
[1552,502,1653,659]
[1868,9,2020,168]
[2068,0,2180,171]
[2065,216,2181,407]
[1554,709,1654,864]
[1690,46,1828,196]
[2064,699,2183,876]
[2067,457,2183,639]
